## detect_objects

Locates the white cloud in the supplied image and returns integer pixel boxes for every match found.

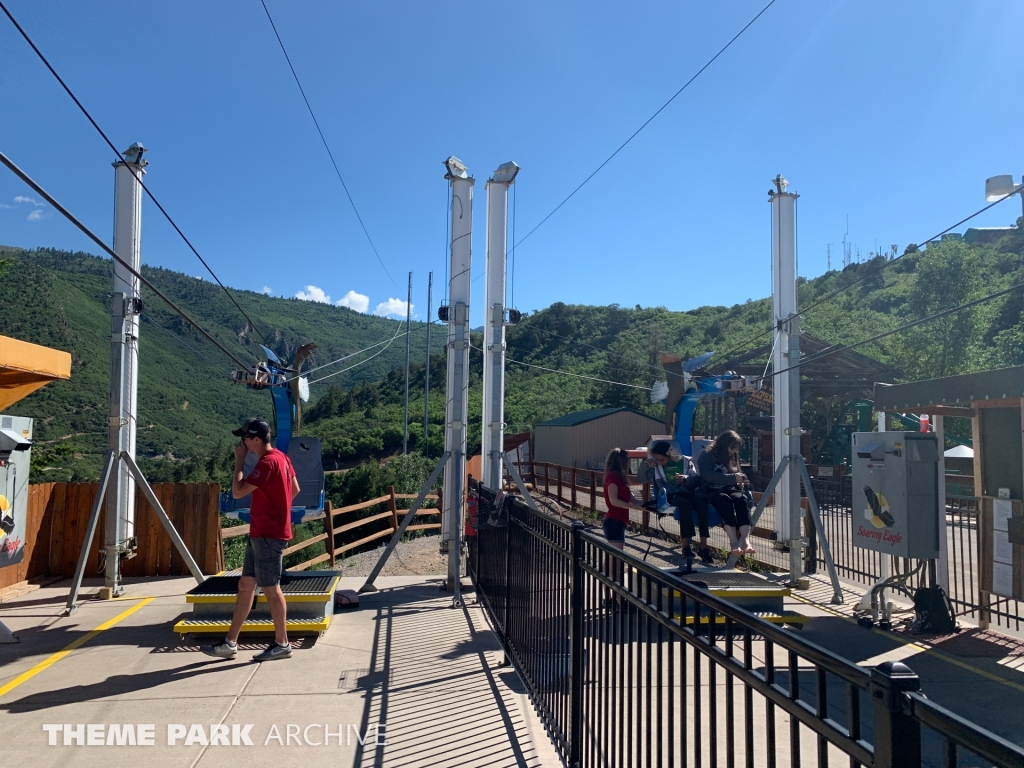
[260,286,272,295]
[0,203,12,209]
[27,209,47,222]
[374,298,413,318]
[337,290,369,313]
[15,195,42,206]
[295,285,331,303]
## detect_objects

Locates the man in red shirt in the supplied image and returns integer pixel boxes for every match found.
[203,418,299,662]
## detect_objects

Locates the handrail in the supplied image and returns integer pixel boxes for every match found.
[220,485,442,571]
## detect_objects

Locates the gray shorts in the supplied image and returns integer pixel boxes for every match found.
[242,537,287,587]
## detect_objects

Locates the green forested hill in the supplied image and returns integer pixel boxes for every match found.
[0,245,441,481]
[3,227,1023,483]
[305,228,1024,464]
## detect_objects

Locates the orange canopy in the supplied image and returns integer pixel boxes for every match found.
[0,335,72,411]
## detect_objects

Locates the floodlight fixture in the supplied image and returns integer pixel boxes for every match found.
[444,156,469,180]
[985,174,1020,201]
[490,161,519,185]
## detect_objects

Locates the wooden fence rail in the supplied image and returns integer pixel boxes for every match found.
[224,485,441,572]
[2,481,223,593]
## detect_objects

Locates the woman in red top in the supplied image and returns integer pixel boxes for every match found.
[602,448,646,608]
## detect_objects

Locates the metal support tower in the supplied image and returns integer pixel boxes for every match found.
[442,157,473,597]
[769,174,803,584]
[105,143,146,597]
[403,271,412,454]
[481,162,519,489]
[423,271,432,440]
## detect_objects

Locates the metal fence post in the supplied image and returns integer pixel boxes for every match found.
[870,661,922,768]
[501,498,514,667]
[569,520,585,768]
[589,471,597,513]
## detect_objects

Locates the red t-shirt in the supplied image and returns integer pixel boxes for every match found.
[245,448,295,540]
[603,471,631,524]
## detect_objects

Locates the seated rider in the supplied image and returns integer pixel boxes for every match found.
[696,430,755,555]
[637,441,713,563]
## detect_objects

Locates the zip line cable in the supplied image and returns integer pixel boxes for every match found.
[760,276,1024,384]
[506,0,777,258]
[259,0,396,286]
[306,323,405,385]
[711,186,1024,370]
[141,313,231,374]
[471,344,653,391]
[0,151,253,370]
[0,1,271,350]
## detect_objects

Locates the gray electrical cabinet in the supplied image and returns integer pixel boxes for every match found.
[851,431,939,560]
[0,414,33,571]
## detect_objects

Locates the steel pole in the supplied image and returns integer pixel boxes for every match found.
[423,271,432,440]
[442,157,473,601]
[403,271,412,454]
[769,175,802,584]
[105,143,146,597]
[482,162,518,489]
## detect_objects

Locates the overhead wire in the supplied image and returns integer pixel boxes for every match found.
[141,313,231,374]
[0,150,253,370]
[306,322,405,386]
[506,0,778,258]
[471,344,652,391]
[259,0,396,286]
[759,275,1024,384]
[0,0,271,350]
[711,185,1024,370]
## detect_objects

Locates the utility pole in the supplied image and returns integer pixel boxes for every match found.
[403,271,412,454]
[442,157,473,597]
[769,174,802,585]
[104,143,146,598]
[481,162,519,489]
[423,271,432,441]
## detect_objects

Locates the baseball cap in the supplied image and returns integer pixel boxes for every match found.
[651,441,680,460]
[232,418,270,440]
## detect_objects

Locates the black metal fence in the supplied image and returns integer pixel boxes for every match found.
[467,481,1024,768]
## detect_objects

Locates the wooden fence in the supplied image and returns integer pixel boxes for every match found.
[222,485,441,572]
[0,481,223,592]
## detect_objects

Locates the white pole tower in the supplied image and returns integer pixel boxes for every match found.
[769,174,802,584]
[105,143,146,597]
[481,162,519,489]
[442,157,473,594]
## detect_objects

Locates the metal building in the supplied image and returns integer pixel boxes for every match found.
[533,407,663,469]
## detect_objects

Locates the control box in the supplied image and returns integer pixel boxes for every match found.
[0,414,33,571]
[851,431,939,559]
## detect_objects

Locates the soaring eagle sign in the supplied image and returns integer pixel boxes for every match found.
[862,485,896,529]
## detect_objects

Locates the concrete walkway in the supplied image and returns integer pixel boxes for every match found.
[0,576,560,768]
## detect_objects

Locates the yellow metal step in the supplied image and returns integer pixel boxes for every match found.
[681,611,808,626]
[173,616,331,634]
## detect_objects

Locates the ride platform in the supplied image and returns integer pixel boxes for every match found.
[173,570,341,636]
[656,566,809,628]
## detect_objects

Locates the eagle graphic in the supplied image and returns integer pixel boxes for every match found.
[863,485,895,529]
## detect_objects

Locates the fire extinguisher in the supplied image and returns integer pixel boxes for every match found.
[465,489,478,537]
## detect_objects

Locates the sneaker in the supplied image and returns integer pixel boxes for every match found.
[201,640,237,659]
[681,545,695,560]
[253,642,292,662]
[698,547,715,564]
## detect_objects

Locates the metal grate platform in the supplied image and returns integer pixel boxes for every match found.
[675,570,785,589]
[173,616,331,634]
[188,573,339,597]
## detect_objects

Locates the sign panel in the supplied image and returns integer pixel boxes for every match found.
[0,415,33,570]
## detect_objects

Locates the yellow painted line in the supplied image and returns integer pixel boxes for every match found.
[0,597,155,699]
[790,594,1024,694]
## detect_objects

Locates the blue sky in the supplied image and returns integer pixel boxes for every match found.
[1,1,1022,327]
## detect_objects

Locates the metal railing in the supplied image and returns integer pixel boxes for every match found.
[467,480,1024,768]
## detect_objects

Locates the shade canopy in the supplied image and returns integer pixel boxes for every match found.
[944,445,974,459]
[0,335,72,411]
